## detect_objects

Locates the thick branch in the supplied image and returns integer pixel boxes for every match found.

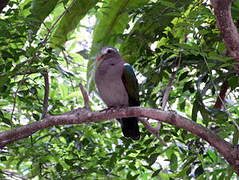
[211,0,239,72]
[0,107,238,174]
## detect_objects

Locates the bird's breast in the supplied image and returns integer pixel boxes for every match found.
[95,63,129,107]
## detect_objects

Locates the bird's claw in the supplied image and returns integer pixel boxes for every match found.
[99,107,115,112]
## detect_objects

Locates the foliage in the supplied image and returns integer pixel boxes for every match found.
[0,0,239,179]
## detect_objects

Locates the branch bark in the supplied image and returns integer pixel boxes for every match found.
[211,0,239,73]
[41,70,49,118]
[79,83,91,110]
[0,106,239,174]
[214,80,229,110]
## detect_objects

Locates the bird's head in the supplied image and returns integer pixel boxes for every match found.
[96,47,119,61]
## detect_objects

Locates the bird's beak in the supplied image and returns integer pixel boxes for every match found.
[96,55,104,61]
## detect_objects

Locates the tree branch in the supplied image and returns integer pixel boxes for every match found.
[0,106,239,174]
[79,83,91,110]
[154,66,179,142]
[41,70,49,118]
[214,80,229,110]
[139,118,166,144]
[211,0,239,73]
[161,68,178,110]
[14,68,46,77]
[0,170,27,180]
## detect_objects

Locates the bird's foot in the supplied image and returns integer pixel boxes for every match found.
[99,106,115,112]
[112,105,127,111]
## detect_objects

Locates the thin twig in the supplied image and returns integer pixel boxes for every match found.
[157,59,181,130]
[232,120,239,132]
[139,118,166,144]
[11,75,26,125]
[42,70,49,118]
[161,69,178,110]
[62,49,78,104]
[79,83,91,110]
[201,53,228,109]
[42,0,77,43]
[14,68,46,77]
[214,80,229,110]
[0,170,27,180]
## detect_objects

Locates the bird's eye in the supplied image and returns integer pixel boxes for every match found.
[107,49,113,54]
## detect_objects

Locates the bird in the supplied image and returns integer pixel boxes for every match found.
[95,46,140,140]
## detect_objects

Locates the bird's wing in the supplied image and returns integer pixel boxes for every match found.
[121,63,140,106]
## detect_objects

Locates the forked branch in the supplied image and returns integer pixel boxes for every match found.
[0,106,238,174]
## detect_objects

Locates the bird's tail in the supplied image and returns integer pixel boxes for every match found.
[118,117,140,140]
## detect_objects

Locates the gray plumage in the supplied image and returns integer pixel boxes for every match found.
[95,47,140,140]
[96,55,128,106]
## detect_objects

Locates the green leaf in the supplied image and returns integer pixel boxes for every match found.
[152,169,161,177]
[33,113,40,121]
[173,166,191,178]
[170,153,178,171]
[147,153,160,166]
[178,71,189,81]
[51,0,97,46]
[128,162,137,171]
[127,173,139,180]
[56,163,63,172]
[29,0,59,33]
[160,0,176,8]
[218,173,225,180]
[0,0,237,178]
[228,76,239,89]
[120,0,191,64]
[87,0,150,91]
[92,0,150,49]
[192,101,199,121]
[179,99,186,111]
[0,156,7,161]
[207,150,218,162]
[194,165,204,177]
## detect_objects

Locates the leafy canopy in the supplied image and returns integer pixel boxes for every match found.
[0,0,239,179]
